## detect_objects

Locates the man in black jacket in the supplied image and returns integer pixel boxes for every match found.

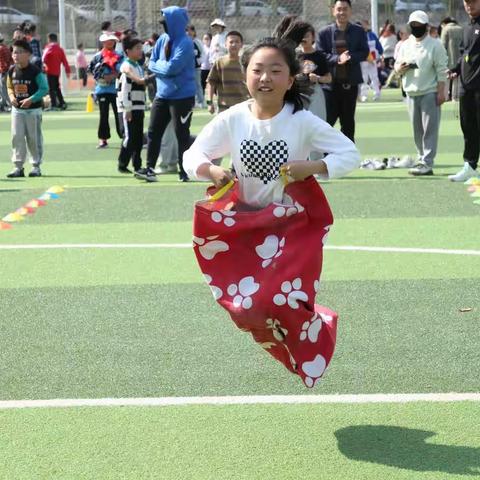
[448,0,480,182]
[317,0,369,142]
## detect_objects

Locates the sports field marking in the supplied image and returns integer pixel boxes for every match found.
[1,244,480,256]
[0,393,479,410]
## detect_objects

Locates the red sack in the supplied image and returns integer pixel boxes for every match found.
[193,176,338,387]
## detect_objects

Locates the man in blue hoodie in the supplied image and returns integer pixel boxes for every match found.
[138,6,196,182]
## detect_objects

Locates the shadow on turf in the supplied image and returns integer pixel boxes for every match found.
[335,425,480,476]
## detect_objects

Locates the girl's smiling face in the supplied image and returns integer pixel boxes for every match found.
[246,47,294,109]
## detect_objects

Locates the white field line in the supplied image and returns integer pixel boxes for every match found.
[0,243,480,256]
[0,393,479,410]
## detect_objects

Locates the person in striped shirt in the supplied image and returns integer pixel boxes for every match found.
[116,37,150,178]
[206,30,249,114]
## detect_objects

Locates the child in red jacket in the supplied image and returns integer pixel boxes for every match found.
[42,32,71,110]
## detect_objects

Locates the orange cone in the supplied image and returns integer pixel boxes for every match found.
[0,221,12,230]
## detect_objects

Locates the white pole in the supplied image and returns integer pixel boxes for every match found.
[58,0,68,94]
[371,0,378,34]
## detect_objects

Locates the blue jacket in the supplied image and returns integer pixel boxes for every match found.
[317,22,369,86]
[149,6,196,100]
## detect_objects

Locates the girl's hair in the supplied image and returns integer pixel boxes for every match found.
[241,37,308,114]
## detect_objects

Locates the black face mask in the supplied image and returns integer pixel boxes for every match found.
[159,16,168,34]
[410,24,427,38]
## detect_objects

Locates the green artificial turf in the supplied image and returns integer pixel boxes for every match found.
[0,91,479,480]
[1,403,479,479]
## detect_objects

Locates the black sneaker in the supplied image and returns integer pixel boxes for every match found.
[179,172,189,182]
[96,141,108,149]
[28,166,42,177]
[6,167,25,178]
[135,167,158,182]
[118,166,133,174]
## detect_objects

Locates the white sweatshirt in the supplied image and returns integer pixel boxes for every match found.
[183,100,361,208]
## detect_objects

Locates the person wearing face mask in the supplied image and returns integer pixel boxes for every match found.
[395,10,448,176]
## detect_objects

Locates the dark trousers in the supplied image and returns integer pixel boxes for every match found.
[325,83,359,142]
[97,93,122,140]
[460,89,480,170]
[146,96,195,176]
[78,67,87,87]
[47,74,65,108]
[118,110,144,171]
[200,69,210,94]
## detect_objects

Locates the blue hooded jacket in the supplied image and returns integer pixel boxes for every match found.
[149,6,196,100]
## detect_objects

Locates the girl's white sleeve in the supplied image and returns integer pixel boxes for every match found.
[183,114,231,180]
[308,115,361,179]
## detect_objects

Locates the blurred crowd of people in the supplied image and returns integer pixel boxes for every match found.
[3,0,480,185]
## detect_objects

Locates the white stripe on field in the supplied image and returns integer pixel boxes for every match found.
[0,393,479,410]
[0,243,480,256]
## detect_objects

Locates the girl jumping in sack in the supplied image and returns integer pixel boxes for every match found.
[184,35,360,387]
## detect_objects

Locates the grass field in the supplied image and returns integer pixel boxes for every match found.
[0,90,479,479]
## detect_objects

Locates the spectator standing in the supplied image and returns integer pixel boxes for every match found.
[317,0,369,142]
[395,10,448,176]
[23,23,42,69]
[88,33,124,149]
[298,25,331,122]
[380,23,397,70]
[5,40,48,178]
[0,34,13,111]
[209,18,227,64]
[116,37,148,176]
[141,6,196,182]
[143,33,160,103]
[440,17,463,101]
[201,33,212,99]
[75,43,88,88]
[448,0,480,182]
[187,24,206,108]
[359,19,383,101]
[206,30,249,114]
[42,33,71,110]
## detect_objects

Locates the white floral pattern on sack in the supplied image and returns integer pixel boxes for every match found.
[273,278,308,309]
[203,274,223,300]
[266,318,288,341]
[302,354,327,387]
[211,210,237,227]
[255,235,286,268]
[299,313,322,342]
[193,235,229,260]
[227,276,260,309]
[272,201,305,218]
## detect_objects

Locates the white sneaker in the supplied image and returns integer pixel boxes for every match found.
[360,158,385,170]
[394,155,416,169]
[155,165,178,174]
[386,157,400,168]
[448,162,479,182]
[408,163,433,176]
[360,95,368,102]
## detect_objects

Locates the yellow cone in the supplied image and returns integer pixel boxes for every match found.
[2,213,25,222]
[465,177,480,185]
[86,92,95,113]
[46,186,65,194]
